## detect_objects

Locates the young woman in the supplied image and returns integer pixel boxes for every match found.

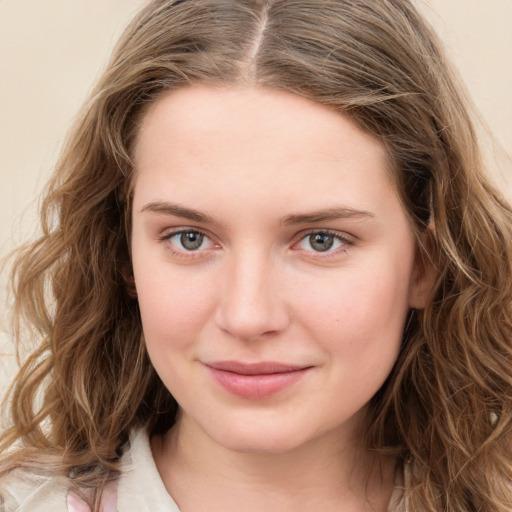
[1,1,511,511]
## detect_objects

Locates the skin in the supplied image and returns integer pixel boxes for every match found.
[130,85,430,511]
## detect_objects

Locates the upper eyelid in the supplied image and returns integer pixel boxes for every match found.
[157,227,356,248]
[158,226,211,239]
[294,228,356,244]
[158,227,217,250]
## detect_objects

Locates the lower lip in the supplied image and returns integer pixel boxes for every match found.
[205,366,310,400]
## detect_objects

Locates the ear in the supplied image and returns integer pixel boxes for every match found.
[121,261,138,298]
[408,227,438,309]
[126,274,138,298]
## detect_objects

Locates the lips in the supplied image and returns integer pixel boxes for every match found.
[204,360,312,399]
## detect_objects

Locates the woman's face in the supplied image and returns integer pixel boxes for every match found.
[131,85,426,454]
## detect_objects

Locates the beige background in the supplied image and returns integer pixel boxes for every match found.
[1,1,512,388]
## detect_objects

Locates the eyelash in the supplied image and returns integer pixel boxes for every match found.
[157,228,355,259]
[293,229,354,258]
[158,228,216,259]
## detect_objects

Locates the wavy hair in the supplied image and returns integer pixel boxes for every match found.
[1,1,511,510]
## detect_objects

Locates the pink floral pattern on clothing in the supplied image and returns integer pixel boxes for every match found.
[67,480,118,512]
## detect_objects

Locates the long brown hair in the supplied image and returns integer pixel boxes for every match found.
[1,1,511,510]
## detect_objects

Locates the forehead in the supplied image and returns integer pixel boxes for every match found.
[134,84,389,164]
[131,85,397,220]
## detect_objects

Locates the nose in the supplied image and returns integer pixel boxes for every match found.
[214,249,290,342]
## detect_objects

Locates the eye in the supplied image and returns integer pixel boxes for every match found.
[297,231,350,253]
[176,231,206,251]
[162,229,215,253]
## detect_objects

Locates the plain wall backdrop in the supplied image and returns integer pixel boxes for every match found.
[1,0,512,387]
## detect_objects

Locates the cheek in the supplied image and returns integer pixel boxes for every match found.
[295,260,413,361]
[132,257,216,352]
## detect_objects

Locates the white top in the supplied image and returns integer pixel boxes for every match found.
[116,429,180,512]
[0,430,179,512]
[1,429,405,511]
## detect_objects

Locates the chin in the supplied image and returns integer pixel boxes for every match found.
[218,432,305,455]
[204,414,324,455]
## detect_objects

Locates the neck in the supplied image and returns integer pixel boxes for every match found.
[151,415,397,512]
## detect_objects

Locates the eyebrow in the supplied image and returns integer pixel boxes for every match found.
[280,207,374,225]
[141,201,215,223]
[141,201,374,226]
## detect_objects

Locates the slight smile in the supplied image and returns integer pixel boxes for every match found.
[203,361,313,400]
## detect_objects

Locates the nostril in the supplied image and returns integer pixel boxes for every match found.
[214,294,290,342]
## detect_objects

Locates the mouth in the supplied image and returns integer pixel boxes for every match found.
[203,360,313,399]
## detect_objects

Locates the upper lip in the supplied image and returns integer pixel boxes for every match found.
[205,361,311,375]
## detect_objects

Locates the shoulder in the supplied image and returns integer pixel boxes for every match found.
[0,429,173,512]
[0,466,119,512]
[0,467,69,512]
